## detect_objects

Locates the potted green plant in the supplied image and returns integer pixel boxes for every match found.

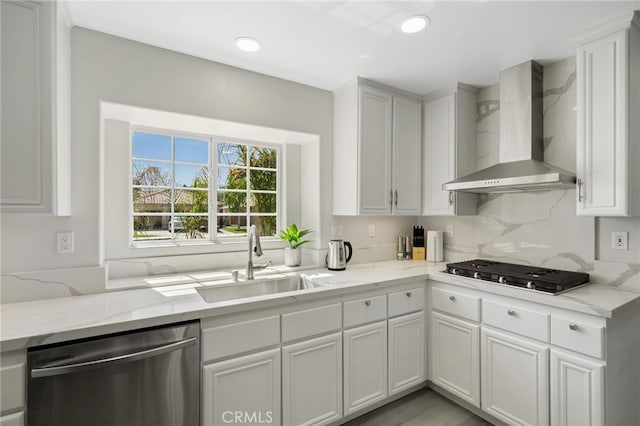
[279,223,312,267]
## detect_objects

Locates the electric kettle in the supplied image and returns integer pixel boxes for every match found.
[326,240,353,271]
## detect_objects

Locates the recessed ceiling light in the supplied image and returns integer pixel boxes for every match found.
[400,15,430,34]
[235,36,262,52]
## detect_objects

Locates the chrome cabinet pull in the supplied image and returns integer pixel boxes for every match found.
[448,191,454,206]
[406,292,412,298]
[569,323,579,331]
[394,190,398,207]
[449,295,456,301]
[507,309,516,316]
[577,179,584,202]
[364,300,371,306]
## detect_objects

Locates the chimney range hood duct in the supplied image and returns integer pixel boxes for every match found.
[442,61,576,194]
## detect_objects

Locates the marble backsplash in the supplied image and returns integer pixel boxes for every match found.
[420,57,640,294]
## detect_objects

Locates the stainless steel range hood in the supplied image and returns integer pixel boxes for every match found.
[443,61,576,193]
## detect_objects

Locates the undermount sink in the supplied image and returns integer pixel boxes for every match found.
[196,275,319,303]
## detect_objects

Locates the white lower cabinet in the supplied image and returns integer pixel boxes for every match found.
[551,350,604,426]
[343,321,388,415]
[430,312,480,407]
[388,311,425,395]
[0,412,24,426]
[283,333,342,426]
[202,348,281,426]
[481,327,549,426]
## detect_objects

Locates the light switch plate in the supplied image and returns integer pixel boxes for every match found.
[368,224,375,238]
[612,231,628,250]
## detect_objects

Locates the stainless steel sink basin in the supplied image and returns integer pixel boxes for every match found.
[196,275,318,303]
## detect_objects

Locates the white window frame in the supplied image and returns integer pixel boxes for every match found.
[129,126,282,248]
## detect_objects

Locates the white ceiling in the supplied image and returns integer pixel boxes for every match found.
[66,1,639,94]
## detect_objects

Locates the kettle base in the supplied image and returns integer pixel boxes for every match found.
[327,267,346,271]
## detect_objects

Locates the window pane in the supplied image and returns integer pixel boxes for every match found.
[218,191,246,213]
[251,216,277,237]
[250,146,277,169]
[175,137,209,164]
[133,160,172,186]
[216,216,247,236]
[250,170,277,191]
[175,189,208,213]
[132,132,171,160]
[250,193,276,213]
[133,215,171,241]
[133,188,171,213]
[218,166,246,190]
[175,164,208,188]
[172,216,209,240]
[217,143,246,167]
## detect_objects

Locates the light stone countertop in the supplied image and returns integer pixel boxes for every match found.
[1,260,639,352]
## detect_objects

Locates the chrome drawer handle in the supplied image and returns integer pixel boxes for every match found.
[507,309,516,316]
[364,300,371,306]
[406,292,412,298]
[449,295,456,301]
[569,323,579,331]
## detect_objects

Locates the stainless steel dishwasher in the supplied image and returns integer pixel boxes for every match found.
[27,321,199,426]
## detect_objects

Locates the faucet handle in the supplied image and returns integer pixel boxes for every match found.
[231,270,239,282]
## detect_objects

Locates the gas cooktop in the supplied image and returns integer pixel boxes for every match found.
[445,259,590,295]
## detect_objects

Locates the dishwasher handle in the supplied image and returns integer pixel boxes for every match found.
[31,336,197,379]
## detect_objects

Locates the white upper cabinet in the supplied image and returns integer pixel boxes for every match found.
[575,11,640,216]
[1,0,71,215]
[422,84,477,216]
[333,78,422,215]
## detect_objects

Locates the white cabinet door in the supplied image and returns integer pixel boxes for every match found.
[422,85,477,216]
[283,333,342,426]
[0,0,70,215]
[481,327,549,426]
[430,312,480,407]
[551,350,604,426]
[343,321,387,415]
[358,85,393,215]
[203,348,280,426]
[577,28,630,216]
[392,95,422,215]
[423,93,456,215]
[388,311,425,395]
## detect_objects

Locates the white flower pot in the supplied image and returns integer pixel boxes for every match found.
[284,247,302,267]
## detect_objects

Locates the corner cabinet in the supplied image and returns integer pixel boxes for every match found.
[333,78,422,215]
[575,11,640,216]
[422,84,477,216]
[0,0,71,215]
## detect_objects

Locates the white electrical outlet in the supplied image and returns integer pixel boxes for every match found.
[446,224,454,240]
[612,231,628,250]
[57,232,74,254]
[368,224,375,238]
[332,225,344,240]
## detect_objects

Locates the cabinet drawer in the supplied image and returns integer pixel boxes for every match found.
[0,352,25,414]
[282,303,342,342]
[388,287,424,317]
[551,316,604,359]
[432,287,480,322]
[344,295,387,328]
[202,315,280,361]
[483,299,549,342]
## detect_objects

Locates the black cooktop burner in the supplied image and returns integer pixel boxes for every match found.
[445,259,590,294]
